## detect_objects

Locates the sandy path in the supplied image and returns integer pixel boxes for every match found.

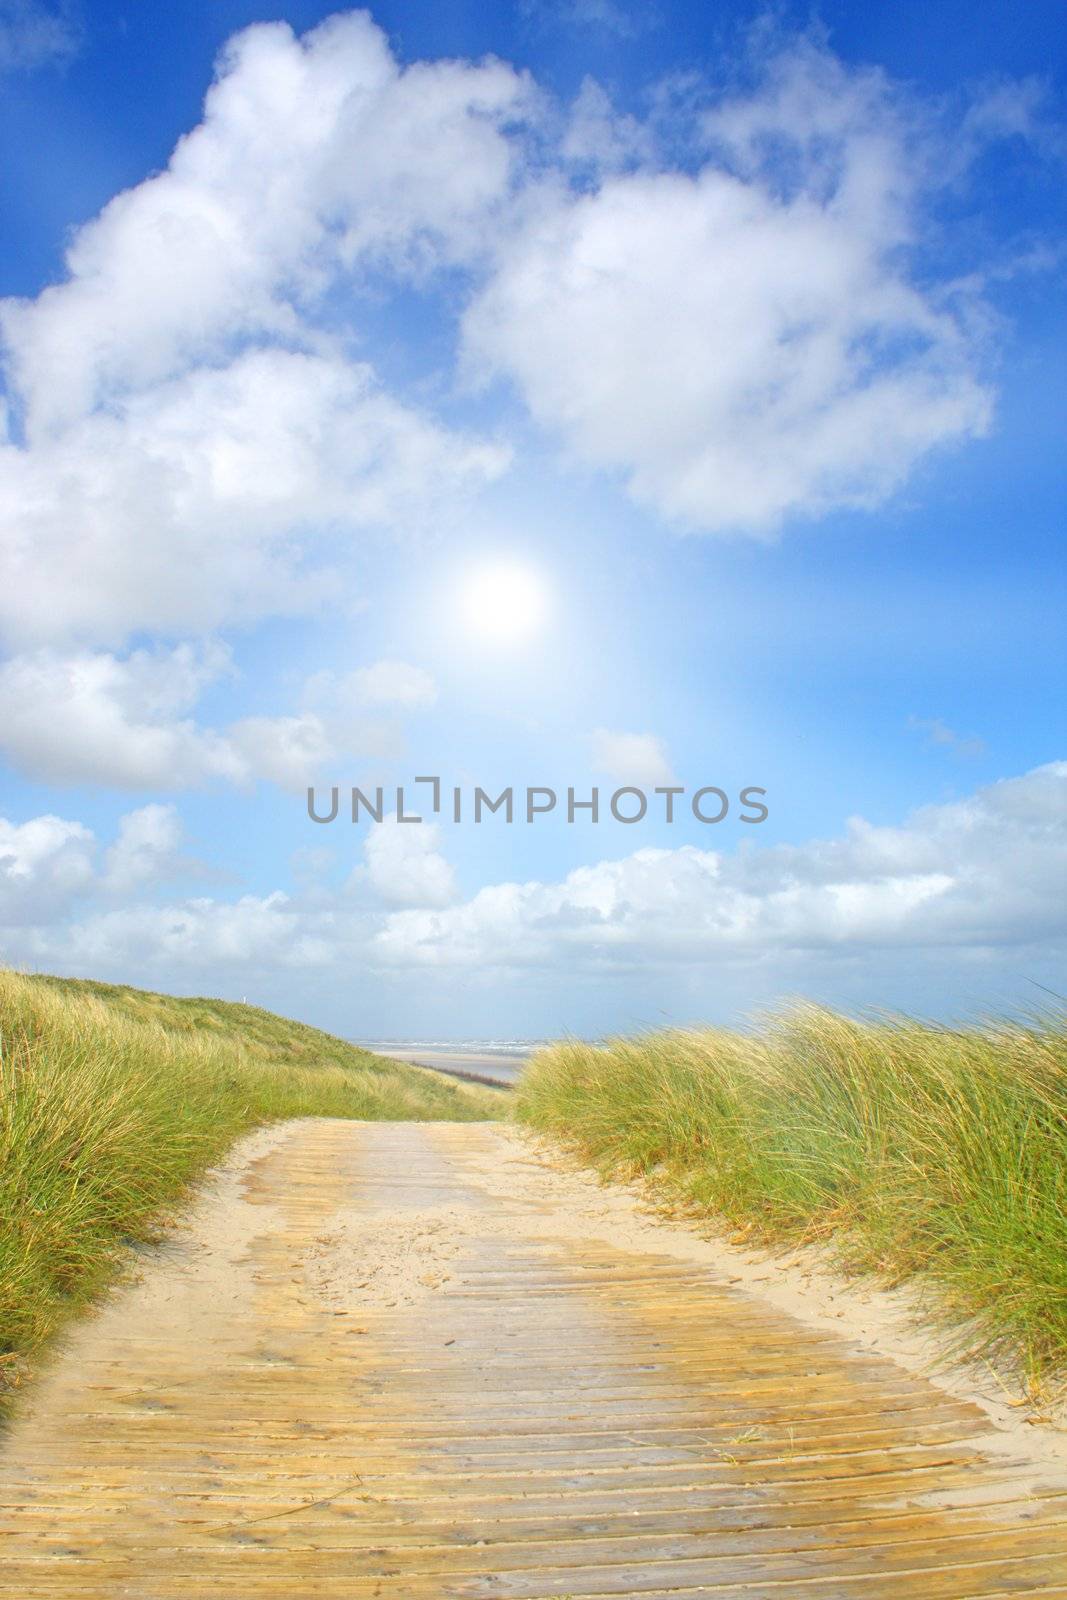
[1,1118,1065,1597]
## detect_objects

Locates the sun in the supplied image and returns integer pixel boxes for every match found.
[458,560,549,646]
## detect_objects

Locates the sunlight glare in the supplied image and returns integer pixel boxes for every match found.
[458,560,550,646]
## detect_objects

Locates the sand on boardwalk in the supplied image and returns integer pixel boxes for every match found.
[12,1116,1066,1484]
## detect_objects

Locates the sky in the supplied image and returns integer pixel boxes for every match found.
[0,0,1064,1040]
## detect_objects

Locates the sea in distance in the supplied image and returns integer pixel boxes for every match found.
[356,1040,544,1087]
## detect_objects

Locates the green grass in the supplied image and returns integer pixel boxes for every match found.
[0,968,500,1399]
[517,1006,1067,1388]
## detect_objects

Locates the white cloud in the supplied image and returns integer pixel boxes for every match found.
[227,703,407,795]
[227,713,342,793]
[0,20,1020,661]
[0,802,193,926]
[0,643,412,792]
[303,659,439,726]
[0,813,94,923]
[1,14,531,437]
[104,804,185,893]
[562,78,653,173]
[0,804,320,962]
[46,893,336,972]
[354,818,458,909]
[11,764,1064,1001]
[0,644,241,788]
[341,660,439,711]
[0,13,524,650]
[591,728,674,787]
[0,348,508,648]
[0,636,422,787]
[0,0,78,71]
[958,79,1047,155]
[464,38,993,534]
[374,763,1067,969]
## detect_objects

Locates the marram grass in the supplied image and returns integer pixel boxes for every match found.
[518,1006,1067,1387]
[0,968,499,1399]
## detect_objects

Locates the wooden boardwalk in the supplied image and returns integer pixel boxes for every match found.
[1,1120,1065,1597]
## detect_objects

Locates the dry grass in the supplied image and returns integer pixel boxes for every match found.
[0,968,499,1401]
[517,1006,1067,1386]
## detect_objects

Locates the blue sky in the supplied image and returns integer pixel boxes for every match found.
[0,0,1064,1039]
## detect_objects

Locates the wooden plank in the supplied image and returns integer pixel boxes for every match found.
[1,1120,1064,1599]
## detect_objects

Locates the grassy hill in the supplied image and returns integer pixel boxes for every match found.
[0,968,500,1402]
[518,1006,1067,1389]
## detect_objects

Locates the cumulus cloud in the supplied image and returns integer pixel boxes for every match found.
[103,805,186,893]
[8,766,1065,998]
[562,78,653,173]
[591,728,675,787]
[354,818,459,909]
[0,348,508,648]
[0,16,1024,666]
[224,714,336,793]
[0,799,333,971]
[0,644,241,787]
[0,14,523,649]
[225,662,438,792]
[464,37,994,534]
[0,812,94,924]
[373,763,1067,968]
[0,15,1025,659]
[46,893,336,973]
[0,802,195,928]
[0,643,415,791]
[1,14,531,436]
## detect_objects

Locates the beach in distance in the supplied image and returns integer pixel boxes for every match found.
[359,1040,540,1085]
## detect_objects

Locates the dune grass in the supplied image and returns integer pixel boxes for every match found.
[518,1006,1067,1387]
[0,968,499,1401]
